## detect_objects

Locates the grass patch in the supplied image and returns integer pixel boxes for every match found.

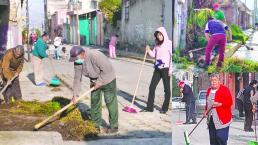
[207,58,258,73]
[10,101,61,116]
[6,97,98,140]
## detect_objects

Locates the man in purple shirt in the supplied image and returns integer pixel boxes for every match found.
[204,17,232,68]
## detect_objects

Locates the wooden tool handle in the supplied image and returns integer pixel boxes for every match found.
[34,87,94,130]
[130,50,147,107]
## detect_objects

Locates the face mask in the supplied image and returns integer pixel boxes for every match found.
[75,59,84,64]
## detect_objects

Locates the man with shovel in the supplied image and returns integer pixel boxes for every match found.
[70,46,118,134]
[204,73,233,145]
[0,45,24,104]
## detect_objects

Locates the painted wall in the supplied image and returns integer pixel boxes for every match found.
[121,0,172,52]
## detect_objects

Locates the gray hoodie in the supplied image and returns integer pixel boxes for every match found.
[73,48,116,96]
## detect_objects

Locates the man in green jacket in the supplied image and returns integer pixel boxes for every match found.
[70,46,119,134]
[32,32,49,86]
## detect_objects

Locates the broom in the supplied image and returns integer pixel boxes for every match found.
[0,74,18,102]
[49,57,61,86]
[248,108,258,145]
[34,87,94,130]
[184,107,213,145]
[123,50,147,113]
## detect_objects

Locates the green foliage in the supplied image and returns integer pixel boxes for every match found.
[99,0,122,26]
[207,58,258,73]
[195,36,207,48]
[194,9,214,28]
[230,24,249,44]
[172,48,193,69]
[172,75,180,97]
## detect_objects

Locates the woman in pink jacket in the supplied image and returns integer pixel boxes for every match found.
[144,27,172,114]
[109,35,118,58]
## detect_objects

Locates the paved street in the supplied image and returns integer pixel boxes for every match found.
[17,46,172,144]
[232,30,258,61]
[172,109,258,145]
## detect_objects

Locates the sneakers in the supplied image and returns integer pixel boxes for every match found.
[107,127,118,134]
[160,110,167,114]
[244,128,254,132]
[36,82,46,86]
[190,121,197,124]
[183,121,191,125]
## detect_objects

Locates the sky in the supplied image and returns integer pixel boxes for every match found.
[28,0,44,30]
[241,0,255,10]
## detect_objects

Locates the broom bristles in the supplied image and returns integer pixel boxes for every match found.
[184,131,190,145]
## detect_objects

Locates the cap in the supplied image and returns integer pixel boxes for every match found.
[69,46,85,62]
[177,81,185,88]
[213,3,219,8]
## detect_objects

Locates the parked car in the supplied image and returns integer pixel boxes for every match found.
[172,97,185,109]
[196,90,207,114]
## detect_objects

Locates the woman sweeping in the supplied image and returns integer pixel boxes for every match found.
[144,27,172,114]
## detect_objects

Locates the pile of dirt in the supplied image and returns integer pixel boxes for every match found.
[0,97,98,141]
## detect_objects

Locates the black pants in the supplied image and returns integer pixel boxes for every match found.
[236,99,244,117]
[186,101,197,122]
[146,68,171,112]
[208,117,229,145]
[2,77,22,103]
[244,102,253,130]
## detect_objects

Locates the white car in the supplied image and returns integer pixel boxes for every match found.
[172,97,185,109]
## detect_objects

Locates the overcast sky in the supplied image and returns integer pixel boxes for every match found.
[241,0,256,10]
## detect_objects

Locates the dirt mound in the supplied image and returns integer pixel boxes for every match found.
[0,97,98,141]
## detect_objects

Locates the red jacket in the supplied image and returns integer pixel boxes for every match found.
[205,85,233,124]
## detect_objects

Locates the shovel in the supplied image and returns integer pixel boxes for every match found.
[0,74,18,102]
[123,50,147,113]
[34,87,94,130]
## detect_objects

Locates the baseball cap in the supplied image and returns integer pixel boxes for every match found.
[69,46,85,62]
[213,3,219,8]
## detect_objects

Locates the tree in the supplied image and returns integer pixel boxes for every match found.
[99,0,122,26]
[172,75,180,97]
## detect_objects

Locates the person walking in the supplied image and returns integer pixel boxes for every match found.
[109,35,118,58]
[204,73,233,145]
[32,32,49,86]
[70,46,119,134]
[0,45,24,104]
[178,81,197,124]
[243,80,257,132]
[144,27,172,114]
[204,17,232,68]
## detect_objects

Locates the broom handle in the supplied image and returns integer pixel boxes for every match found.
[254,107,257,141]
[188,107,213,137]
[49,57,56,76]
[130,50,148,107]
[34,87,94,130]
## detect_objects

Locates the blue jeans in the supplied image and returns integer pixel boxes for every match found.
[208,117,229,145]
[185,101,197,122]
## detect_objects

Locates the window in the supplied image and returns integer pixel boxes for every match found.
[125,0,129,20]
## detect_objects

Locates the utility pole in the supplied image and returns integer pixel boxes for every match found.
[26,0,31,62]
[44,0,48,32]
[255,0,257,22]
